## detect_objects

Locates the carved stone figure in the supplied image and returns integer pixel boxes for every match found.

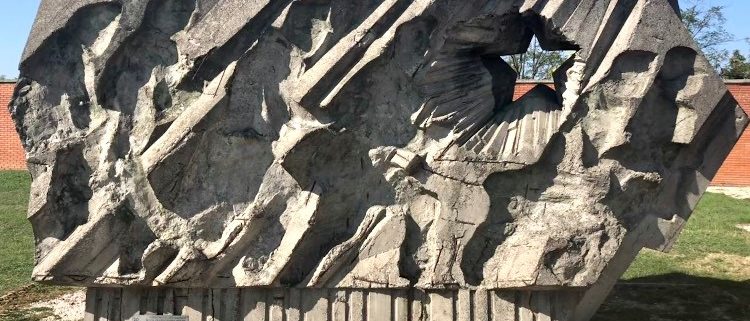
[11,0,748,320]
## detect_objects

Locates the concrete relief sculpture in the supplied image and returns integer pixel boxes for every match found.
[10,0,748,320]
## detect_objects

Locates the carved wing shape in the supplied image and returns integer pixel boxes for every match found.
[413,54,516,141]
[463,85,563,164]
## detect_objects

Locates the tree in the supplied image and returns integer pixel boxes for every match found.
[505,37,571,80]
[721,50,750,79]
[680,4,734,69]
[0,75,7,81]
[505,2,735,80]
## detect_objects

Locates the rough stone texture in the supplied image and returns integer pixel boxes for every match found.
[10,0,748,319]
[82,287,583,321]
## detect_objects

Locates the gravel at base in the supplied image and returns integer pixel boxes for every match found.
[706,187,750,200]
[29,290,84,321]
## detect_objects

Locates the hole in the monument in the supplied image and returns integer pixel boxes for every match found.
[501,36,576,81]
[452,32,578,152]
[501,36,576,107]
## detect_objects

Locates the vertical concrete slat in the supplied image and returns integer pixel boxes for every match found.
[457,290,471,321]
[305,289,329,321]
[368,291,392,321]
[429,292,453,321]
[394,290,409,321]
[517,292,533,321]
[242,289,266,321]
[121,288,141,320]
[114,289,123,321]
[145,289,159,315]
[473,290,489,321]
[411,290,425,321]
[184,288,205,321]
[349,290,365,321]
[175,289,189,316]
[491,291,515,321]
[533,292,552,321]
[208,289,222,321]
[222,288,239,321]
[163,289,175,315]
[552,291,577,321]
[331,290,347,321]
[97,289,112,321]
[269,289,284,321]
[84,288,98,321]
[286,289,302,321]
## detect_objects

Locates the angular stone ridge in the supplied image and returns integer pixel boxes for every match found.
[11,0,747,307]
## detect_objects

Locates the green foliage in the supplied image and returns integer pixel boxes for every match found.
[505,37,572,80]
[722,50,750,79]
[680,4,734,69]
[505,3,737,80]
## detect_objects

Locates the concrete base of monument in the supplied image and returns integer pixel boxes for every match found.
[83,287,588,321]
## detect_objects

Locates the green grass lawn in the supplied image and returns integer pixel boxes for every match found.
[0,171,33,296]
[0,171,748,320]
[595,192,750,321]
[623,193,750,282]
[0,172,72,321]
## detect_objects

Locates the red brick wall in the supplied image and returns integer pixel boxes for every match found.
[0,82,25,170]
[713,81,750,186]
[0,81,749,185]
[513,81,554,100]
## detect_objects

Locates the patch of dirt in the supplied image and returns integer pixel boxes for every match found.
[0,307,57,321]
[737,224,750,233]
[0,285,81,321]
[0,285,70,312]
[29,290,85,321]
[707,187,750,200]
[687,253,750,280]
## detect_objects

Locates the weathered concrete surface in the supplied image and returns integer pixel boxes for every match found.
[84,287,582,321]
[10,0,748,318]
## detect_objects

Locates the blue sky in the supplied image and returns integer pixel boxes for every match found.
[708,0,750,54]
[0,0,40,78]
[0,0,748,78]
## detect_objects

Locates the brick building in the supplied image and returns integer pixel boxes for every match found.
[0,81,25,170]
[715,80,750,186]
[1,80,749,185]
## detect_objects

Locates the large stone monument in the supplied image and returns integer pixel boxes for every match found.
[10,0,748,320]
